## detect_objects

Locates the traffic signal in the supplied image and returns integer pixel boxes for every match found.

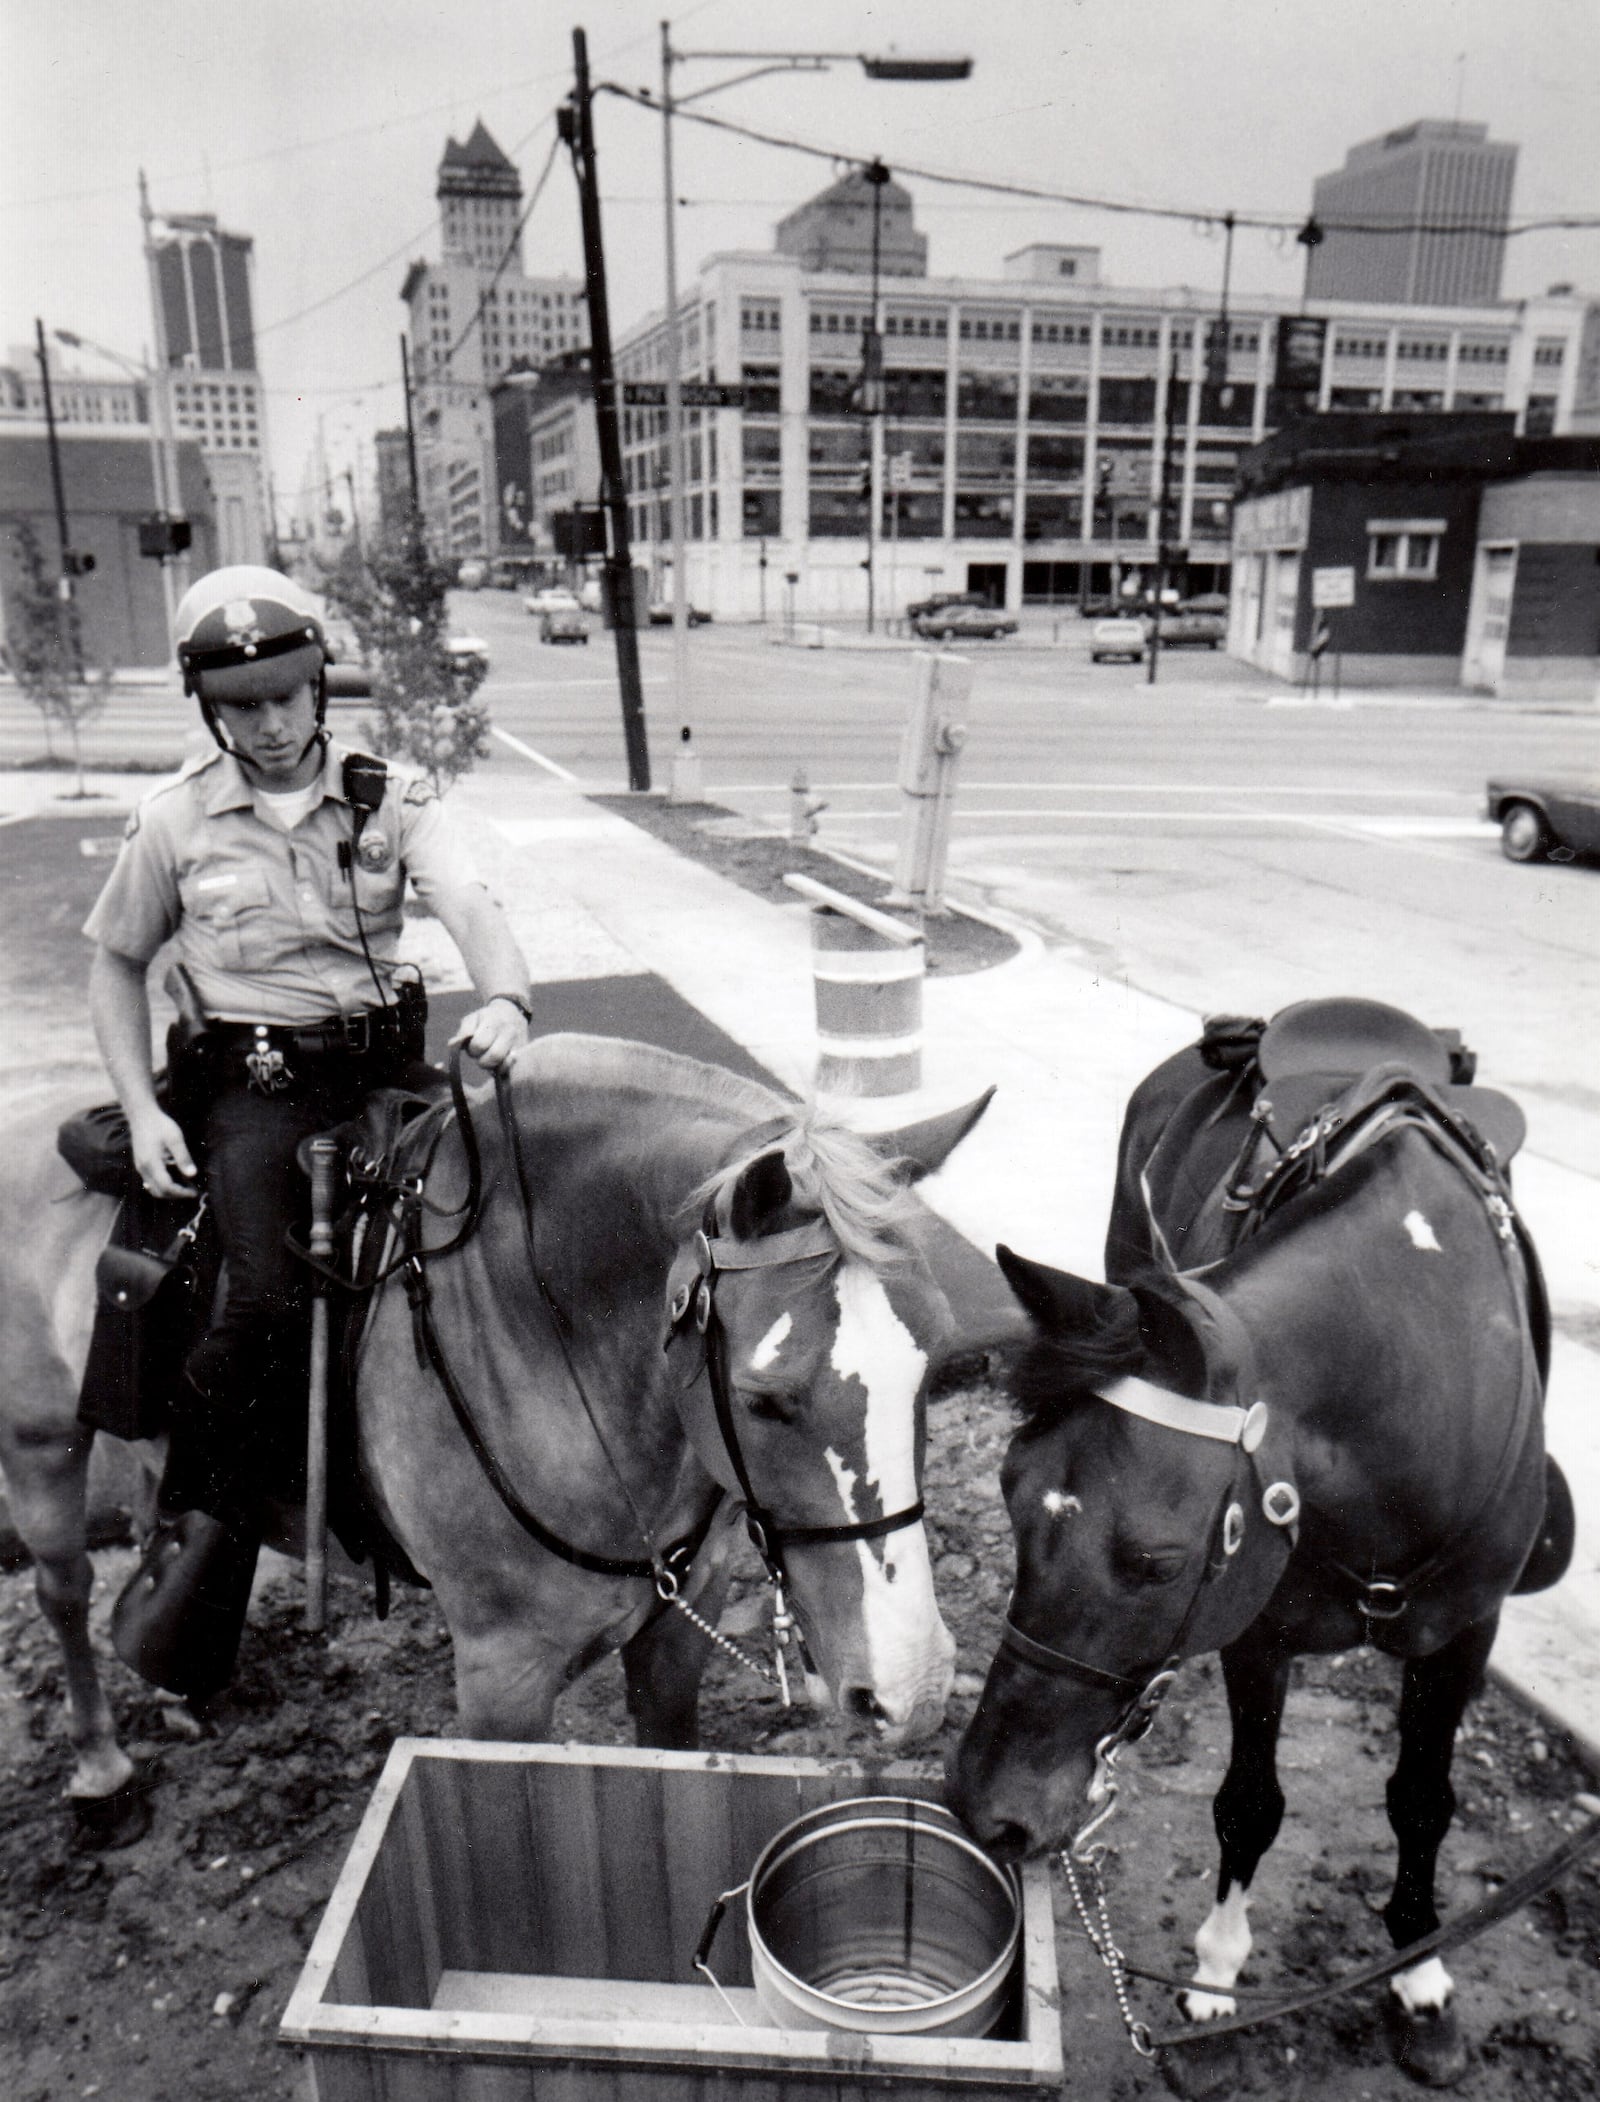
[137,514,192,559]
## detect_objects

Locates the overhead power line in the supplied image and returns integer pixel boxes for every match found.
[602,84,1600,240]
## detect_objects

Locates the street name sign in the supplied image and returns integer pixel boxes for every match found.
[622,381,745,409]
[1312,565,1356,608]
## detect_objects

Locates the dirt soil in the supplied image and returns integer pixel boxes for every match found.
[3,1381,1598,2102]
[590,793,1020,977]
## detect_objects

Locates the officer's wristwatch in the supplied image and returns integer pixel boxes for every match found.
[488,992,534,1023]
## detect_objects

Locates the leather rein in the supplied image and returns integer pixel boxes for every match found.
[385,1058,926,1619]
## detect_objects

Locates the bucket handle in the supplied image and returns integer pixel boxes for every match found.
[692,1881,752,2027]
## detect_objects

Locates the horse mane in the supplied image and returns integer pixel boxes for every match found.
[696,1108,922,1270]
[510,1034,921,1270]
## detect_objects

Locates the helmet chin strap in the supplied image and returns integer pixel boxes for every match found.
[194,671,329,774]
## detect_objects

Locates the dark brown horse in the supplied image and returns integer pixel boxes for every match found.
[949,1008,1564,2087]
[2,1036,988,1841]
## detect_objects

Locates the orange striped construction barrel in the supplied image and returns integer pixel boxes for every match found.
[785,874,924,1097]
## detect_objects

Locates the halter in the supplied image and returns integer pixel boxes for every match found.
[999,1273,1301,1855]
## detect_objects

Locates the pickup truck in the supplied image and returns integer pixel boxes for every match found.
[1146,607,1225,649]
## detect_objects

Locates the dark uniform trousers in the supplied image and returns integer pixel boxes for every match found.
[161,1042,422,1524]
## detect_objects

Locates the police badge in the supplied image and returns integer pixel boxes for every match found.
[356,826,393,873]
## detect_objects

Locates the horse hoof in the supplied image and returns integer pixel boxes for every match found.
[1159,2031,1243,2100]
[70,1772,153,1851]
[1386,1997,1471,2088]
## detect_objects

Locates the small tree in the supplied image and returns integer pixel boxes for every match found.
[318,523,489,795]
[2,519,105,795]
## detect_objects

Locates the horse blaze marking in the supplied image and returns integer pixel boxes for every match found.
[1403,1210,1443,1252]
[750,1312,792,1371]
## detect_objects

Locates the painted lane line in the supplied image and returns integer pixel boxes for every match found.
[713,780,1465,801]
[490,725,578,781]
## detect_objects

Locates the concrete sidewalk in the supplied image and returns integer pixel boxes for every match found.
[7,759,1598,1768]
[451,765,1600,1770]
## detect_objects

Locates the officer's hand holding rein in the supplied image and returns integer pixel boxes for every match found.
[451,993,531,1073]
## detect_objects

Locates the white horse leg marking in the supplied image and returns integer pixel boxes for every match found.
[1182,1885,1253,2023]
[825,1267,954,1727]
[1391,1955,1454,2014]
[750,1311,792,1372]
[1403,1209,1443,1253]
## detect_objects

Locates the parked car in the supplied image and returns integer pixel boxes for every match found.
[1146,606,1225,649]
[1485,775,1600,863]
[456,559,487,590]
[647,601,713,626]
[540,605,590,645]
[524,587,581,617]
[905,589,985,622]
[1089,616,1147,663]
[910,602,1018,642]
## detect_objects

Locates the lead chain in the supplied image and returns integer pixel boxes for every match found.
[662,1586,785,1696]
[1060,1847,1154,2058]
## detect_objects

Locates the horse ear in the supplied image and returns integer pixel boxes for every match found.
[995,1244,1137,1341]
[866,1087,996,1183]
[729,1149,794,1239]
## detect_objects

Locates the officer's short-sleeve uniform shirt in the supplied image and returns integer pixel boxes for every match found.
[84,739,482,1024]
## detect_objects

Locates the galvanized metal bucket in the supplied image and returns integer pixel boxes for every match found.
[695,1796,1021,2037]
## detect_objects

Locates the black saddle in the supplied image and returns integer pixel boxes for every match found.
[1129,998,1528,1278]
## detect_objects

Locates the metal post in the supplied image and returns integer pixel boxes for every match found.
[660,23,691,725]
[1146,350,1183,687]
[889,651,972,915]
[566,28,651,791]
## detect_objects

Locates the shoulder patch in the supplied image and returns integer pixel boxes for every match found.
[401,777,438,808]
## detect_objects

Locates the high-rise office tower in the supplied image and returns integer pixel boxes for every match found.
[1306,121,1517,307]
[146,208,268,561]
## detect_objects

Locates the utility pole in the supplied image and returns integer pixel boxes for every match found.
[659,22,690,730]
[34,319,74,591]
[139,170,190,598]
[399,333,422,537]
[1147,349,1184,687]
[563,26,651,792]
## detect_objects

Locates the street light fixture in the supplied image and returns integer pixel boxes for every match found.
[658,26,972,703]
[54,325,182,641]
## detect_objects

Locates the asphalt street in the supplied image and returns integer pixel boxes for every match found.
[2,617,1598,1760]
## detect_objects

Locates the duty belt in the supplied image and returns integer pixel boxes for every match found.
[214,1008,413,1093]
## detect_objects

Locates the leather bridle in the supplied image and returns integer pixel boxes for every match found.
[997,1274,1301,1850]
[662,1181,929,1596]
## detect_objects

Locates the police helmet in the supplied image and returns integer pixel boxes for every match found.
[174,565,327,710]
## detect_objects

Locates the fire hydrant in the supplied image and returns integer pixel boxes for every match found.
[789,765,828,845]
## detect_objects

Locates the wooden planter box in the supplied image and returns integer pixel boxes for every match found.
[281,1738,1064,2100]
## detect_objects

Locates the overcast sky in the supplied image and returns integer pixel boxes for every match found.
[6,0,1597,516]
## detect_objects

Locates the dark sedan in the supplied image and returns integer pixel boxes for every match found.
[647,601,713,626]
[911,603,1019,642]
[1486,775,1600,863]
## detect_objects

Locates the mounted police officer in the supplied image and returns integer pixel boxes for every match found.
[85,564,533,1685]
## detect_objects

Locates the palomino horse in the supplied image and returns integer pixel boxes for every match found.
[2,1034,986,1844]
[949,1006,1562,2087]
